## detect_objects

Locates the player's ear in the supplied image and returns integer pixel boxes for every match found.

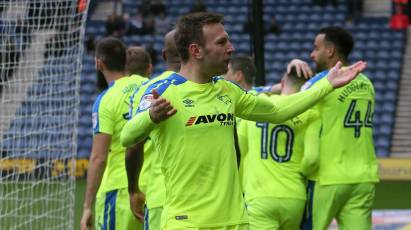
[327,45,336,58]
[95,58,104,72]
[146,63,153,77]
[162,49,167,62]
[189,43,203,59]
[234,70,243,82]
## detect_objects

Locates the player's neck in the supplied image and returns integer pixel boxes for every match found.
[280,86,298,95]
[104,70,125,85]
[328,58,348,70]
[241,82,252,91]
[179,62,211,84]
[166,61,181,73]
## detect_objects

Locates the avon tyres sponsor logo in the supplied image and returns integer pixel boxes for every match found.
[185,113,235,126]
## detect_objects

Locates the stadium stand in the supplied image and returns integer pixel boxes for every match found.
[77,0,406,158]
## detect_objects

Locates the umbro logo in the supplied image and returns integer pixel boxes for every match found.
[217,95,231,105]
[182,98,195,107]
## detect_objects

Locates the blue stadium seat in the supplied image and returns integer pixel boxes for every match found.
[79,116,90,127]
[366,40,378,49]
[387,70,400,81]
[177,6,191,14]
[391,50,403,59]
[375,147,389,157]
[375,60,388,70]
[78,148,90,158]
[386,81,399,91]
[378,126,392,139]
[354,31,367,40]
[382,102,396,113]
[376,50,389,59]
[375,135,390,148]
[389,60,401,69]
[373,70,385,81]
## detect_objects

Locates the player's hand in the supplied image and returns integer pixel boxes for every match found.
[129,192,145,223]
[80,208,93,230]
[149,89,177,123]
[327,61,367,88]
[287,59,313,79]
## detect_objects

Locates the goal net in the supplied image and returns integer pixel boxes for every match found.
[0,1,89,229]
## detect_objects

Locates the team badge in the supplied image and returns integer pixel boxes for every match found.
[138,94,153,111]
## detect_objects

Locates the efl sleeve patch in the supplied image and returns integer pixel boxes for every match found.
[92,112,98,133]
[138,94,153,112]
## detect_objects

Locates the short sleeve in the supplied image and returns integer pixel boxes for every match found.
[92,95,114,135]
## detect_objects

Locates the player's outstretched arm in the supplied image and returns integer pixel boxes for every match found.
[125,142,145,222]
[243,78,332,123]
[240,60,366,124]
[120,89,176,147]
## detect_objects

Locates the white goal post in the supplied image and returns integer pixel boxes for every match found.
[0,0,89,229]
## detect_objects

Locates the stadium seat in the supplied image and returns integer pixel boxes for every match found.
[376,147,389,157]
[71,0,405,159]
[387,71,400,81]
[389,60,401,69]
[386,81,399,91]
[375,136,390,148]
[381,113,394,125]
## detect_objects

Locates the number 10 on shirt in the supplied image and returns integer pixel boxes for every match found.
[256,123,294,163]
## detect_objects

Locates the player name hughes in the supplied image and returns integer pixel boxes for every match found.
[337,81,373,103]
[185,113,235,126]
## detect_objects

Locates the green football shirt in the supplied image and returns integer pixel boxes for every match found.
[121,73,334,227]
[307,73,379,185]
[92,74,147,196]
[238,94,319,202]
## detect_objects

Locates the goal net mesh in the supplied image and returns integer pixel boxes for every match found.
[0,1,89,229]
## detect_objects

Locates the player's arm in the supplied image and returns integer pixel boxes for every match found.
[123,87,148,222]
[121,89,176,147]
[301,118,321,177]
[125,142,145,222]
[80,133,111,230]
[81,96,114,230]
[240,77,331,123]
[238,61,366,123]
